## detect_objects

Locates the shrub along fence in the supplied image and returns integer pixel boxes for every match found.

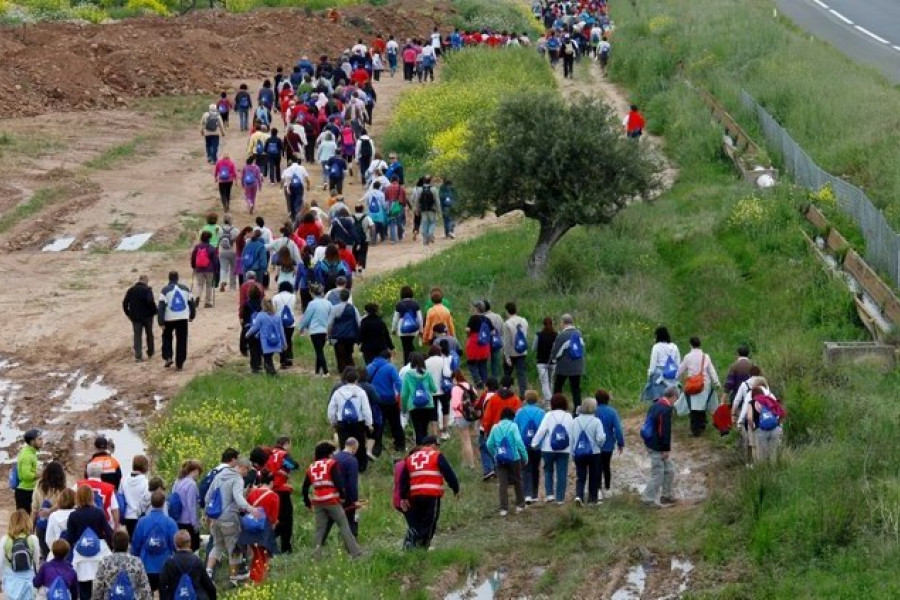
[741,90,900,290]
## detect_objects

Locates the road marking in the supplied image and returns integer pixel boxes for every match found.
[855,25,890,45]
[812,0,828,8]
[828,9,853,25]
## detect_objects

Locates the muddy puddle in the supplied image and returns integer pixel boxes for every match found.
[115,232,154,251]
[42,236,76,252]
[445,569,506,600]
[611,557,695,600]
[607,444,710,503]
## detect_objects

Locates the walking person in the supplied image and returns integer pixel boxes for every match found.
[328,368,374,473]
[122,275,157,362]
[331,439,361,539]
[643,326,681,403]
[401,352,438,445]
[502,302,529,398]
[531,394,573,504]
[201,103,225,164]
[217,214,238,292]
[246,299,287,376]
[367,350,404,456]
[359,303,394,365]
[239,471,280,584]
[281,157,310,221]
[641,387,677,507]
[214,153,237,212]
[533,317,557,402]
[92,530,153,600]
[0,509,39,600]
[272,281,297,368]
[439,178,456,238]
[569,397,606,507]
[31,460,67,559]
[158,530,217,600]
[677,336,720,437]
[157,272,195,370]
[327,289,361,373]
[449,372,478,470]
[549,314,585,413]
[623,104,646,139]
[191,231,218,309]
[515,391,545,504]
[485,408,528,516]
[14,429,42,514]
[120,455,151,538]
[205,457,262,583]
[67,485,113,600]
[264,128,283,185]
[240,157,263,214]
[131,490,178,595]
[301,441,363,559]
[398,436,459,550]
[392,286,423,364]
[417,176,442,246]
[263,437,298,554]
[298,284,332,376]
[171,460,202,552]
[464,301,492,388]
[594,390,624,498]
[234,83,252,131]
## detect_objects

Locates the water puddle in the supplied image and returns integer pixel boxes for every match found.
[42,236,76,252]
[445,569,506,600]
[611,557,696,600]
[611,565,646,600]
[115,232,153,251]
[62,374,117,412]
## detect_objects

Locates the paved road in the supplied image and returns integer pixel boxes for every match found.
[774,0,900,83]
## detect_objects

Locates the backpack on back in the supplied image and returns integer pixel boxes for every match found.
[490,328,503,352]
[219,226,234,252]
[198,466,225,509]
[521,417,539,447]
[145,523,167,556]
[458,384,481,422]
[419,186,436,211]
[640,411,659,447]
[513,324,528,354]
[550,418,570,451]
[367,194,382,215]
[195,246,211,269]
[289,173,303,190]
[568,332,584,360]
[174,572,197,600]
[266,139,280,155]
[573,428,592,458]
[108,569,135,600]
[205,487,223,519]
[243,168,258,187]
[495,435,515,465]
[329,159,343,179]
[48,575,72,600]
[341,127,355,146]
[359,139,373,160]
[399,309,418,335]
[7,536,33,572]
[217,165,231,182]
[167,490,183,521]
[756,394,784,431]
[204,113,219,132]
[237,94,251,110]
[341,395,360,423]
[477,319,491,346]
[661,353,678,380]
[74,527,101,557]
[281,304,295,328]
[413,378,429,408]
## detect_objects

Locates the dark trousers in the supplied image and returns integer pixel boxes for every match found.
[281,327,294,367]
[204,135,220,163]
[496,461,525,511]
[218,181,233,212]
[124,518,138,539]
[353,241,369,269]
[249,337,263,373]
[690,409,707,436]
[14,488,32,513]
[403,496,440,549]
[333,339,355,373]
[161,320,188,368]
[311,333,329,374]
[400,336,416,365]
[258,154,269,178]
[267,155,281,183]
[359,157,371,185]
[131,318,154,360]
[503,355,527,398]
[329,176,344,194]
[375,401,405,453]
[599,450,613,490]
[285,188,304,220]
[262,353,277,375]
[274,490,294,553]
[78,581,93,600]
[336,421,369,473]
[409,408,432,445]
[554,374,582,413]
[574,454,601,503]
[239,324,250,356]
[563,55,574,78]
[403,62,415,81]
[467,360,488,387]
[523,447,542,499]
[177,523,200,552]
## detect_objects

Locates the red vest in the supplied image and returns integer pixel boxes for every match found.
[266,448,292,492]
[406,448,444,498]
[307,459,340,505]
[77,478,116,523]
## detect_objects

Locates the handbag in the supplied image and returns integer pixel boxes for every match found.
[683,354,706,396]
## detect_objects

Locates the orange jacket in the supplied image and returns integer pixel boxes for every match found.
[481,390,522,435]
[423,304,455,345]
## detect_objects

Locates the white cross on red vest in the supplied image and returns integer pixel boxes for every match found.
[310,460,329,481]
[410,450,431,471]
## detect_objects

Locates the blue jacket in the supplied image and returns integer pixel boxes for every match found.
[596,404,625,452]
[247,312,287,354]
[367,357,402,403]
[293,263,309,292]
[242,238,268,275]
[486,420,528,463]
[298,297,331,334]
[329,303,360,342]
[333,450,359,505]
[130,508,178,574]
[514,404,545,447]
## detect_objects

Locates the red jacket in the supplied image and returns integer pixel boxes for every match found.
[247,488,280,524]
[626,110,646,133]
[76,478,116,524]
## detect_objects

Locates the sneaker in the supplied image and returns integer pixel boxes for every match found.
[544,495,555,503]
[164,360,173,368]
[575,497,583,507]
[516,506,525,514]
[440,431,450,441]
[499,510,508,517]
[659,496,677,506]
[448,233,456,239]
[482,471,496,482]
[556,501,564,506]
[524,496,533,504]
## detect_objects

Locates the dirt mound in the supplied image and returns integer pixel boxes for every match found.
[0,0,456,117]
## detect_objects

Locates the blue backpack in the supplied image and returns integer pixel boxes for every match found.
[490,329,503,352]
[241,245,256,271]
[174,573,197,600]
[413,378,429,408]
[237,95,251,110]
[167,491,183,521]
[661,354,678,380]
[264,318,281,347]
[265,139,280,155]
[241,512,267,533]
[573,429,592,458]
[399,310,418,334]
[92,490,104,510]
[116,492,127,518]
[341,396,360,423]
[217,166,230,181]
[550,420,570,451]
[47,575,72,600]
[197,467,224,509]
[36,499,52,530]
[568,332,584,359]
[170,289,187,313]
[7,464,18,489]
[514,325,528,354]
[477,319,491,346]
[640,411,657,447]
[495,435,515,465]
[289,173,303,190]
[145,523,167,556]
[329,159,343,179]
[281,305,295,327]
[522,418,539,447]
[205,487,223,519]
[259,89,274,108]
[367,194,382,215]
[449,351,460,372]
[758,406,779,431]
[74,527,101,557]
[108,570,135,600]
[242,169,257,187]
[254,139,265,156]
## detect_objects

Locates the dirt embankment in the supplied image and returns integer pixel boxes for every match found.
[0,0,455,117]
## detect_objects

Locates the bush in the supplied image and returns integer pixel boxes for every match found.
[125,0,168,15]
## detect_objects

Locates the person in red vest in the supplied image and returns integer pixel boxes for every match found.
[76,461,120,529]
[398,436,460,550]
[264,436,299,554]
[301,441,363,558]
[624,104,646,139]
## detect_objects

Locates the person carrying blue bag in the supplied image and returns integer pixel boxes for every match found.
[486,408,528,517]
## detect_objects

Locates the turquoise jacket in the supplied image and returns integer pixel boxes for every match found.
[486,419,528,464]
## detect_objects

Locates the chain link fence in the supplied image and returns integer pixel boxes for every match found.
[741,90,900,290]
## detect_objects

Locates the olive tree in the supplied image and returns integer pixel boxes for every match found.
[453,91,658,277]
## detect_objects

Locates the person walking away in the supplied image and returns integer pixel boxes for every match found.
[67,485,113,600]
[213,153,236,213]
[170,460,202,552]
[423,291,455,348]
[386,35,399,76]
[356,134,374,187]
[438,178,456,238]
[234,83,252,131]
[352,205,375,271]
[205,457,261,583]
[401,352,439,445]
[123,275,157,362]
[330,439,361,538]
[85,436,123,489]
[158,530,217,600]
[425,344,454,439]
[531,394,573,504]
[120,455,151,538]
[131,490,178,595]
[594,390,624,498]
[623,104,645,139]
[247,299,287,376]
[282,157,310,221]
[367,350,404,456]
[44,488,75,555]
[732,366,765,465]
[485,408,528,516]
[474,379,499,481]
[31,460,67,559]
[77,462,120,531]
[502,302,529,397]
[298,284,332,375]
[14,429,42,513]
[533,317,557,402]
[515,391,545,504]
[217,215,238,292]
[33,539,78,599]
[0,509,39,600]
[598,36,611,75]
[399,436,459,549]
[359,303,394,364]
[328,368,374,473]
[569,397,606,506]
[201,104,225,164]
[383,175,406,242]
[263,438,298,554]
[483,301,504,379]
[549,314,585,413]
[272,282,297,369]
[264,128,283,185]
[464,301,492,388]
[238,471,279,584]
[401,43,417,82]
[92,530,152,600]
[744,386,785,463]
[157,272,194,370]
[301,441,363,559]
[641,387,677,507]
[677,336,720,436]
[241,230,268,289]
[449,372,478,469]
[561,35,576,78]
[417,176,442,246]
[191,231,218,309]
[724,345,754,406]
[481,376,523,441]
[327,289,361,373]
[392,286,423,364]
[643,326,681,403]
[239,157,263,214]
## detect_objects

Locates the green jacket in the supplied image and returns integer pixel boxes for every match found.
[401,370,438,412]
[16,444,38,491]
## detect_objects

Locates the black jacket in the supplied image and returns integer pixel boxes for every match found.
[359,314,393,356]
[159,551,217,600]
[645,399,673,452]
[123,282,157,322]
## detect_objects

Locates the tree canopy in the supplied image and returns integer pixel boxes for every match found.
[452,91,659,277]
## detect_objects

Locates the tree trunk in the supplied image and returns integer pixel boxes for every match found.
[527,220,572,278]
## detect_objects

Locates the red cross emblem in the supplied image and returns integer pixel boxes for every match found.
[410,451,430,470]
[310,461,329,481]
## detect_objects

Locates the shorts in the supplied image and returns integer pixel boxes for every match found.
[210,518,241,564]
[433,393,450,417]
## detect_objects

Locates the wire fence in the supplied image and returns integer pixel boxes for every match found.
[741,90,900,289]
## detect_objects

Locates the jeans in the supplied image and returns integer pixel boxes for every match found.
[755,427,782,462]
[267,154,281,183]
[421,211,438,244]
[131,318,154,360]
[237,109,249,131]
[574,454,601,503]
[478,430,494,476]
[489,348,502,379]
[467,360,487,388]
[541,451,569,501]
[310,333,328,374]
[161,320,188,368]
[204,135,220,163]
[523,448,541,499]
[537,363,552,401]
[503,355,527,398]
[388,217,400,242]
[442,213,454,237]
[497,461,525,511]
[285,188,304,220]
[599,450,613,490]
[554,374,582,413]
[219,251,237,289]
[642,450,674,502]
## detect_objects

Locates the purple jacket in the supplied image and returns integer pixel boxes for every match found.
[34,559,78,598]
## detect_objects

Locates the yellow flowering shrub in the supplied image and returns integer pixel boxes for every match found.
[125,0,169,15]
[361,276,420,313]
[809,183,836,209]
[728,194,771,229]
[68,4,109,21]
[430,122,471,175]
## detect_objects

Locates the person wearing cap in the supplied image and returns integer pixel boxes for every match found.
[14,429,42,512]
[201,103,225,164]
[85,436,123,490]
[398,435,459,549]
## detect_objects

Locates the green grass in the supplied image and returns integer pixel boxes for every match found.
[0,185,70,233]
[84,136,149,170]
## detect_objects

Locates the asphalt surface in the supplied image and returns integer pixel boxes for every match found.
[774,0,900,84]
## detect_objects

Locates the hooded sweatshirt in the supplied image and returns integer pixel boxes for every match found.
[400,369,438,411]
[121,472,151,520]
[327,384,373,427]
[204,467,252,522]
[367,357,402,402]
[481,388,522,435]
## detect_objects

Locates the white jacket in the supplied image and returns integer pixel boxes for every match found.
[531,409,574,453]
[121,472,151,520]
[328,384,373,427]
